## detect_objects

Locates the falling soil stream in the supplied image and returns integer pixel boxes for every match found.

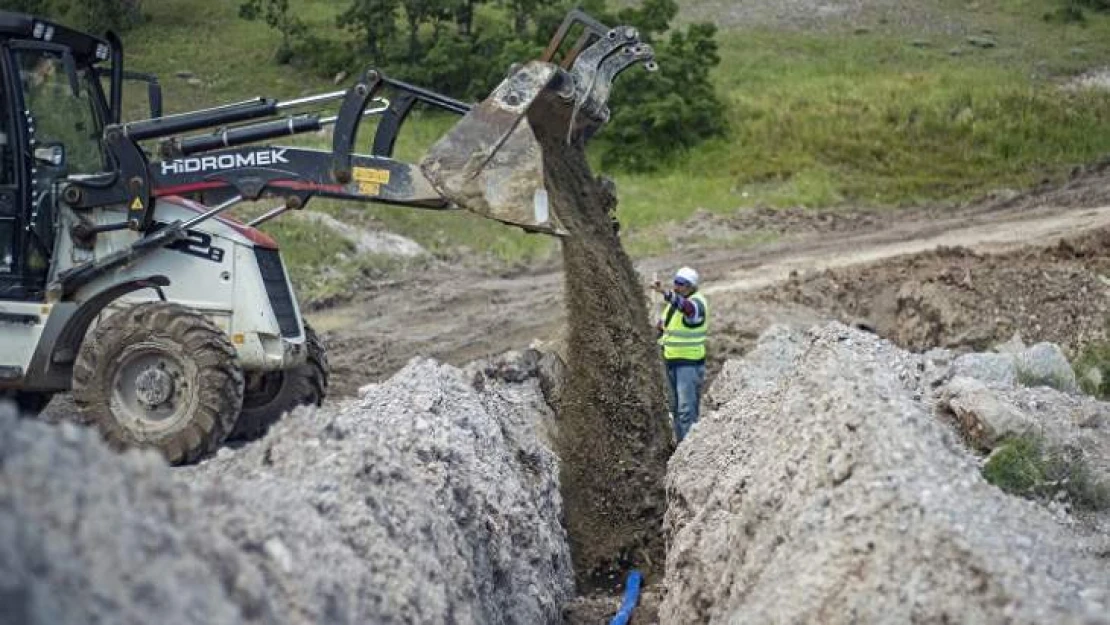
[526,91,674,590]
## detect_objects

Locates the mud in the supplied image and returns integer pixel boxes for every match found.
[758,227,1110,356]
[562,585,662,625]
[315,161,1110,400]
[658,205,893,252]
[527,91,673,589]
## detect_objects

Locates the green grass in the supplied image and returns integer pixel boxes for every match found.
[607,5,1110,226]
[983,435,1046,495]
[228,200,432,307]
[983,433,1110,511]
[1072,337,1110,398]
[117,1,342,119]
[107,0,1110,268]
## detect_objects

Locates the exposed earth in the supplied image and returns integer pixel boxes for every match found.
[15,154,1110,625]
[6,0,1110,622]
[24,136,1110,625]
[312,159,1110,398]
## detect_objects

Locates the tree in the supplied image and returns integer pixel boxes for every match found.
[257,0,726,171]
[400,0,453,62]
[338,0,401,60]
[503,0,538,36]
[454,0,482,36]
[238,0,307,63]
[68,0,143,34]
[0,0,143,34]
[615,0,675,38]
[599,20,727,171]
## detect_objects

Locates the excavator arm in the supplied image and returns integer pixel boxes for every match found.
[52,9,655,296]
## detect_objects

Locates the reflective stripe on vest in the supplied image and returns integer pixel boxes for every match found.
[658,291,708,361]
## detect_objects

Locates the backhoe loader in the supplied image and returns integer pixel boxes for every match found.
[0,9,655,463]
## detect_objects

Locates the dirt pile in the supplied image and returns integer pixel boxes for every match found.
[525,91,674,588]
[0,412,274,625]
[1,356,573,625]
[762,227,1110,355]
[659,323,1110,623]
[982,158,1110,213]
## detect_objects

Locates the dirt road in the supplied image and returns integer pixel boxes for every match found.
[313,165,1110,398]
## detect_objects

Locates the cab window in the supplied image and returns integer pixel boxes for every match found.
[16,50,105,175]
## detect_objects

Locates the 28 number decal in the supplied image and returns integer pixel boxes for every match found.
[169,229,225,263]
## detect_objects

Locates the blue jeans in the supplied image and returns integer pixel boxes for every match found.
[666,361,705,442]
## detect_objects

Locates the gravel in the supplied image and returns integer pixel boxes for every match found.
[659,323,1110,624]
[7,321,1110,625]
[0,356,573,625]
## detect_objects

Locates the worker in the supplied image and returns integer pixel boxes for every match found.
[652,266,708,443]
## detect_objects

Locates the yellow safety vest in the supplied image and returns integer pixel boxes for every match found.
[658,291,708,362]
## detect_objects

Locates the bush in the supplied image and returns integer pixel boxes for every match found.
[1077,0,1110,10]
[235,0,726,174]
[1073,339,1110,399]
[3,0,144,34]
[1015,368,1074,392]
[600,21,728,172]
[1047,0,1110,23]
[238,0,306,63]
[983,434,1110,511]
[983,435,1045,495]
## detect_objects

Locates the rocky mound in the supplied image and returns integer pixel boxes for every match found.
[0,357,573,625]
[660,323,1110,624]
[0,412,270,625]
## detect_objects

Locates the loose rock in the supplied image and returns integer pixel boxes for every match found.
[2,357,574,625]
[660,323,1110,624]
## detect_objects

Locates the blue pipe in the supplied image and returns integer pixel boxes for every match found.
[608,569,643,625]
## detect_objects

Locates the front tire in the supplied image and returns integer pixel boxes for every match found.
[228,322,328,442]
[72,301,244,465]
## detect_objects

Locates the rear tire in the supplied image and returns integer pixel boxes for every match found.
[72,301,244,465]
[228,322,328,442]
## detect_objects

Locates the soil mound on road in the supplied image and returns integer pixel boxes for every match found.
[661,323,1110,623]
[526,91,674,588]
[1,357,573,625]
[761,228,1110,355]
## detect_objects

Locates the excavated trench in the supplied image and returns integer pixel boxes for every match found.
[0,93,681,624]
[14,78,1110,625]
[525,89,675,591]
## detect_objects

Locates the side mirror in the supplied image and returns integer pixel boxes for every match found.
[98,70,164,122]
[122,71,163,119]
[34,142,65,167]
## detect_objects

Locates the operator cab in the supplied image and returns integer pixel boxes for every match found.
[0,12,115,301]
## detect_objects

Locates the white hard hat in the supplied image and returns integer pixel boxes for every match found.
[674,266,699,287]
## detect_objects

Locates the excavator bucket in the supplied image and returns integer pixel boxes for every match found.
[419,12,657,236]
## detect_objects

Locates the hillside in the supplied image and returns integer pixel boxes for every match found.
[88,0,1110,297]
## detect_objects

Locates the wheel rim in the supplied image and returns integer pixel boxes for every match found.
[111,342,192,431]
[242,371,286,410]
